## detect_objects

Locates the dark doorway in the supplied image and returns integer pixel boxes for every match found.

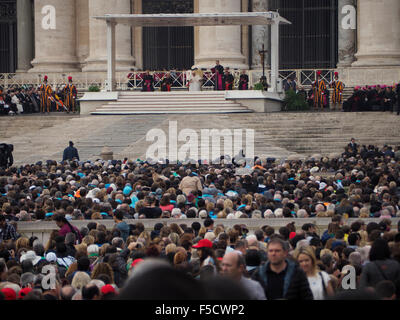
[0,0,17,73]
[270,0,338,69]
[142,0,194,71]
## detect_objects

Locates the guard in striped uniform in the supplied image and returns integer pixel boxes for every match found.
[330,72,344,111]
[312,71,326,110]
[63,76,78,113]
[39,76,52,113]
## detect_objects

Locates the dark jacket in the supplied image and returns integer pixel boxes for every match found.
[252,259,313,300]
[360,259,400,288]
[63,146,79,161]
[110,248,130,288]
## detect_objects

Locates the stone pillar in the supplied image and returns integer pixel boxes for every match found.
[195,0,248,70]
[16,0,34,72]
[337,0,356,67]
[251,0,270,69]
[75,0,89,69]
[352,0,400,67]
[30,0,79,72]
[83,0,135,72]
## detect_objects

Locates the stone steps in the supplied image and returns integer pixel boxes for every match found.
[91,91,252,115]
[1,112,399,165]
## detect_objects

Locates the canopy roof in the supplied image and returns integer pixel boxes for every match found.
[94,12,291,27]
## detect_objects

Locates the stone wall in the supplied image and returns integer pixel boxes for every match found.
[16,218,399,245]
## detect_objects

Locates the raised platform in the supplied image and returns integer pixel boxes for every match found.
[79,90,283,115]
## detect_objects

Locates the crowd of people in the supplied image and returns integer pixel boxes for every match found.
[0,76,77,116]
[0,139,400,300]
[284,72,400,113]
[129,60,250,92]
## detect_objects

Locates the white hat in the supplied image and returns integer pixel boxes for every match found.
[45,252,57,263]
[310,166,319,174]
[20,250,41,266]
[87,244,99,256]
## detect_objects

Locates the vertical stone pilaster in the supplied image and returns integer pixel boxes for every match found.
[16,0,34,72]
[352,0,400,67]
[30,0,79,72]
[194,0,248,69]
[251,0,270,69]
[337,0,356,67]
[83,0,135,72]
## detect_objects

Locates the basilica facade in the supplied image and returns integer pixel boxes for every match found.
[1,0,400,86]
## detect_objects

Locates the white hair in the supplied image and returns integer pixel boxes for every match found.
[226,213,235,219]
[204,232,216,242]
[199,210,208,219]
[246,235,258,247]
[235,211,243,219]
[264,210,275,218]
[296,239,310,250]
[296,209,308,218]
[171,208,182,217]
[88,279,105,290]
[274,208,283,218]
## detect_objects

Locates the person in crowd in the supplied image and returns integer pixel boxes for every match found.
[293,246,335,299]
[252,237,313,300]
[63,76,78,113]
[39,76,52,113]
[329,72,344,111]
[212,60,224,91]
[223,68,234,91]
[238,70,249,90]
[62,141,79,162]
[142,71,154,92]
[221,251,266,300]
[160,73,173,92]
[283,75,296,93]
[312,71,326,111]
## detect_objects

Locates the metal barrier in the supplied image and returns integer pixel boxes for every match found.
[0,69,336,91]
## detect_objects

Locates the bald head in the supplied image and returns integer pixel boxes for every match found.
[221,251,246,280]
[60,285,76,301]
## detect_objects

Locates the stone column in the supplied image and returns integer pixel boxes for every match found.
[16,0,34,72]
[195,0,248,70]
[30,0,79,72]
[75,0,89,69]
[251,0,270,69]
[352,0,400,67]
[337,0,356,67]
[83,0,135,72]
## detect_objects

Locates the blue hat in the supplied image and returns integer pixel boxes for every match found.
[123,186,132,196]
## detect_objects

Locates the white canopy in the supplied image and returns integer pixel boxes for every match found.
[94,12,291,93]
[94,12,291,27]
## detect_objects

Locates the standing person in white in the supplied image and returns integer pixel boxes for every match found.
[188,69,203,92]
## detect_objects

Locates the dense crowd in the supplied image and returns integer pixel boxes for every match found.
[0,86,73,115]
[0,140,400,299]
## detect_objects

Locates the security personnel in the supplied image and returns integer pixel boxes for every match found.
[330,72,344,111]
[63,76,78,113]
[39,76,52,113]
